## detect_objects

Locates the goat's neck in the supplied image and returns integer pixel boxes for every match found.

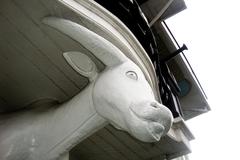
[46,83,107,159]
[0,84,107,160]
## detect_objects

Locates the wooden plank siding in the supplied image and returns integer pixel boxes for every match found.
[106,125,151,159]
[71,125,191,160]
[0,0,106,111]
[0,0,83,91]
[89,134,127,160]
[97,128,142,160]
[71,126,163,160]
[0,36,67,110]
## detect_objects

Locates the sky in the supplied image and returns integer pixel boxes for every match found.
[166,0,240,159]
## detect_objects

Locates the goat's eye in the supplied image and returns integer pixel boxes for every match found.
[126,71,138,80]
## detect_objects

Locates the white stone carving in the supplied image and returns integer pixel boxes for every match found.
[63,51,98,81]
[0,17,173,160]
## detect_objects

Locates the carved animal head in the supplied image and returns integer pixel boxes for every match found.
[93,61,173,142]
[43,17,173,142]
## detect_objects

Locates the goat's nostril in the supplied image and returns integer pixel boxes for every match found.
[150,102,159,108]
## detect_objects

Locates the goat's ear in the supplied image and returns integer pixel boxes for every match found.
[63,51,98,81]
[42,17,127,67]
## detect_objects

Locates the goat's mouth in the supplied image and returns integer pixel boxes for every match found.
[130,103,166,141]
[147,122,165,141]
[130,102,166,122]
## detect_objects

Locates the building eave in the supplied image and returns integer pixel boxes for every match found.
[153,21,210,120]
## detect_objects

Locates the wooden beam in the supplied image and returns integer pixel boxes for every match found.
[149,0,174,27]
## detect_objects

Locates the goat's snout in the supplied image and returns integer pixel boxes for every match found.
[130,101,173,128]
[128,101,173,142]
[150,102,161,109]
[130,101,169,122]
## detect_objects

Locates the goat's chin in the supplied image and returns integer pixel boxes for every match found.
[147,122,165,141]
[128,119,165,142]
[129,101,173,138]
[127,110,166,142]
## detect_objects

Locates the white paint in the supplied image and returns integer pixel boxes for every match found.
[63,51,98,81]
[0,17,173,159]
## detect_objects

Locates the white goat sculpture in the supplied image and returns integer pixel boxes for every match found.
[0,17,173,160]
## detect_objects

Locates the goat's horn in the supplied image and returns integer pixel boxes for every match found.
[42,17,127,67]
